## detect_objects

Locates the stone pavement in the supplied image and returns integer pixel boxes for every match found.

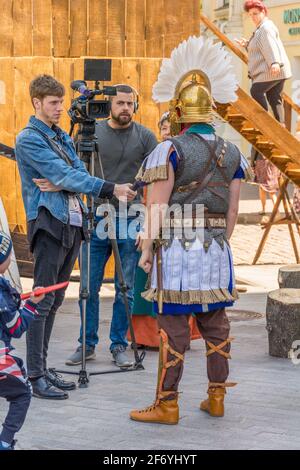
[231,223,300,265]
[2,262,300,451]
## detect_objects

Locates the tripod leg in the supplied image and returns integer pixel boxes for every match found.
[78,241,90,387]
[110,238,145,370]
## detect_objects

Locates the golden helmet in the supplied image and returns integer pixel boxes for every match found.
[169,71,214,134]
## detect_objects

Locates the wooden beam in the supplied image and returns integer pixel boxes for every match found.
[233,88,300,166]
[200,13,248,64]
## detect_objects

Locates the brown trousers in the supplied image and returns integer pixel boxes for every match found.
[157,308,231,391]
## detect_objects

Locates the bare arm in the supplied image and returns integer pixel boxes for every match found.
[226,178,241,240]
[139,162,175,273]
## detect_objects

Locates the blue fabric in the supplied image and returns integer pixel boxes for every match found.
[0,232,12,264]
[169,151,178,172]
[153,301,234,314]
[78,216,140,350]
[0,277,36,351]
[233,166,245,179]
[15,116,104,223]
[185,124,215,135]
[0,371,31,445]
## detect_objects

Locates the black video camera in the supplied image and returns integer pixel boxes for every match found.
[68,59,116,125]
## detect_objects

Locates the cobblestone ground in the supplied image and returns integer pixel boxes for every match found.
[3,288,300,451]
[231,224,300,265]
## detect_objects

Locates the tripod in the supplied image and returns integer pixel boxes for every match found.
[56,122,145,387]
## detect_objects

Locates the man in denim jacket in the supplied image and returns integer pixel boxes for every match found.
[15,75,136,400]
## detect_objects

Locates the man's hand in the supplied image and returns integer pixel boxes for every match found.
[138,247,153,274]
[113,183,137,202]
[271,63,281,78]
[33,178,62,192]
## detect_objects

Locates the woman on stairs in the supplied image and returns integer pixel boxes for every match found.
[236,0,292,215]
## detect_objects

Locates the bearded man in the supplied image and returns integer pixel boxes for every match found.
[66,84,157,368]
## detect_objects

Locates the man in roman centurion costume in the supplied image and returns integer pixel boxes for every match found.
[130,36,253,425]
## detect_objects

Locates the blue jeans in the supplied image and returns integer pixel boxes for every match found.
[78,217,139,351]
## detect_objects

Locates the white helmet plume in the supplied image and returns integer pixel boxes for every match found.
[152,36,238,104]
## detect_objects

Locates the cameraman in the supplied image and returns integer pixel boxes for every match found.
[66,85,157,368]
[15,75,136,400]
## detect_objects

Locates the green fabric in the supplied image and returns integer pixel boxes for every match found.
[185,123,215,135]
[132,266,156,317]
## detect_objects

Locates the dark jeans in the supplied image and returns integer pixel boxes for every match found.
[26,229,82,378]
[250,79,286,124]
[78,217,139,351]
[0,373,31,444]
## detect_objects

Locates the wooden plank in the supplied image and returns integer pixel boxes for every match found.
[164,0,184,57]
[125,0,146,58]
[53,58,75,133]
[187,0,201,37]
[73,58,84,84]
[32,0,52,56]
[120,59,141,123]
[108,0,126,57]
[145,0,164,57]
[52,0,70,57]
[139,58,161,134]
[70,0,87,57]
[234,88,300,167]
[15,167,26,230]
[13,0,32,56]
[111,58,124,85]
[0,0,13,56]
[0,58,17,228]
[14,58,54,229]
[14,58,54,133]
[88,0,107,56]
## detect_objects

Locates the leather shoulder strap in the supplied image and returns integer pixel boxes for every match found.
[192,134,231,185]
[182,136,219,205]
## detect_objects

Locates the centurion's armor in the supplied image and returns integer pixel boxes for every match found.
[136,79,253,310]
[130,36,253,425]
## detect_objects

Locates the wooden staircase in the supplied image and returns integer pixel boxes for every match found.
[199,13,300,185]
[216,87,300,187]
[200,13,300,264]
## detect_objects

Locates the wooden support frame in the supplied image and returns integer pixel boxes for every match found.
[253,177,300,265]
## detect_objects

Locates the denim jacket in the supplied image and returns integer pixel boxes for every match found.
[15,116,105,224]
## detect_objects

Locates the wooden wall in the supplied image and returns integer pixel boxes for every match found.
[0,0,201,230]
